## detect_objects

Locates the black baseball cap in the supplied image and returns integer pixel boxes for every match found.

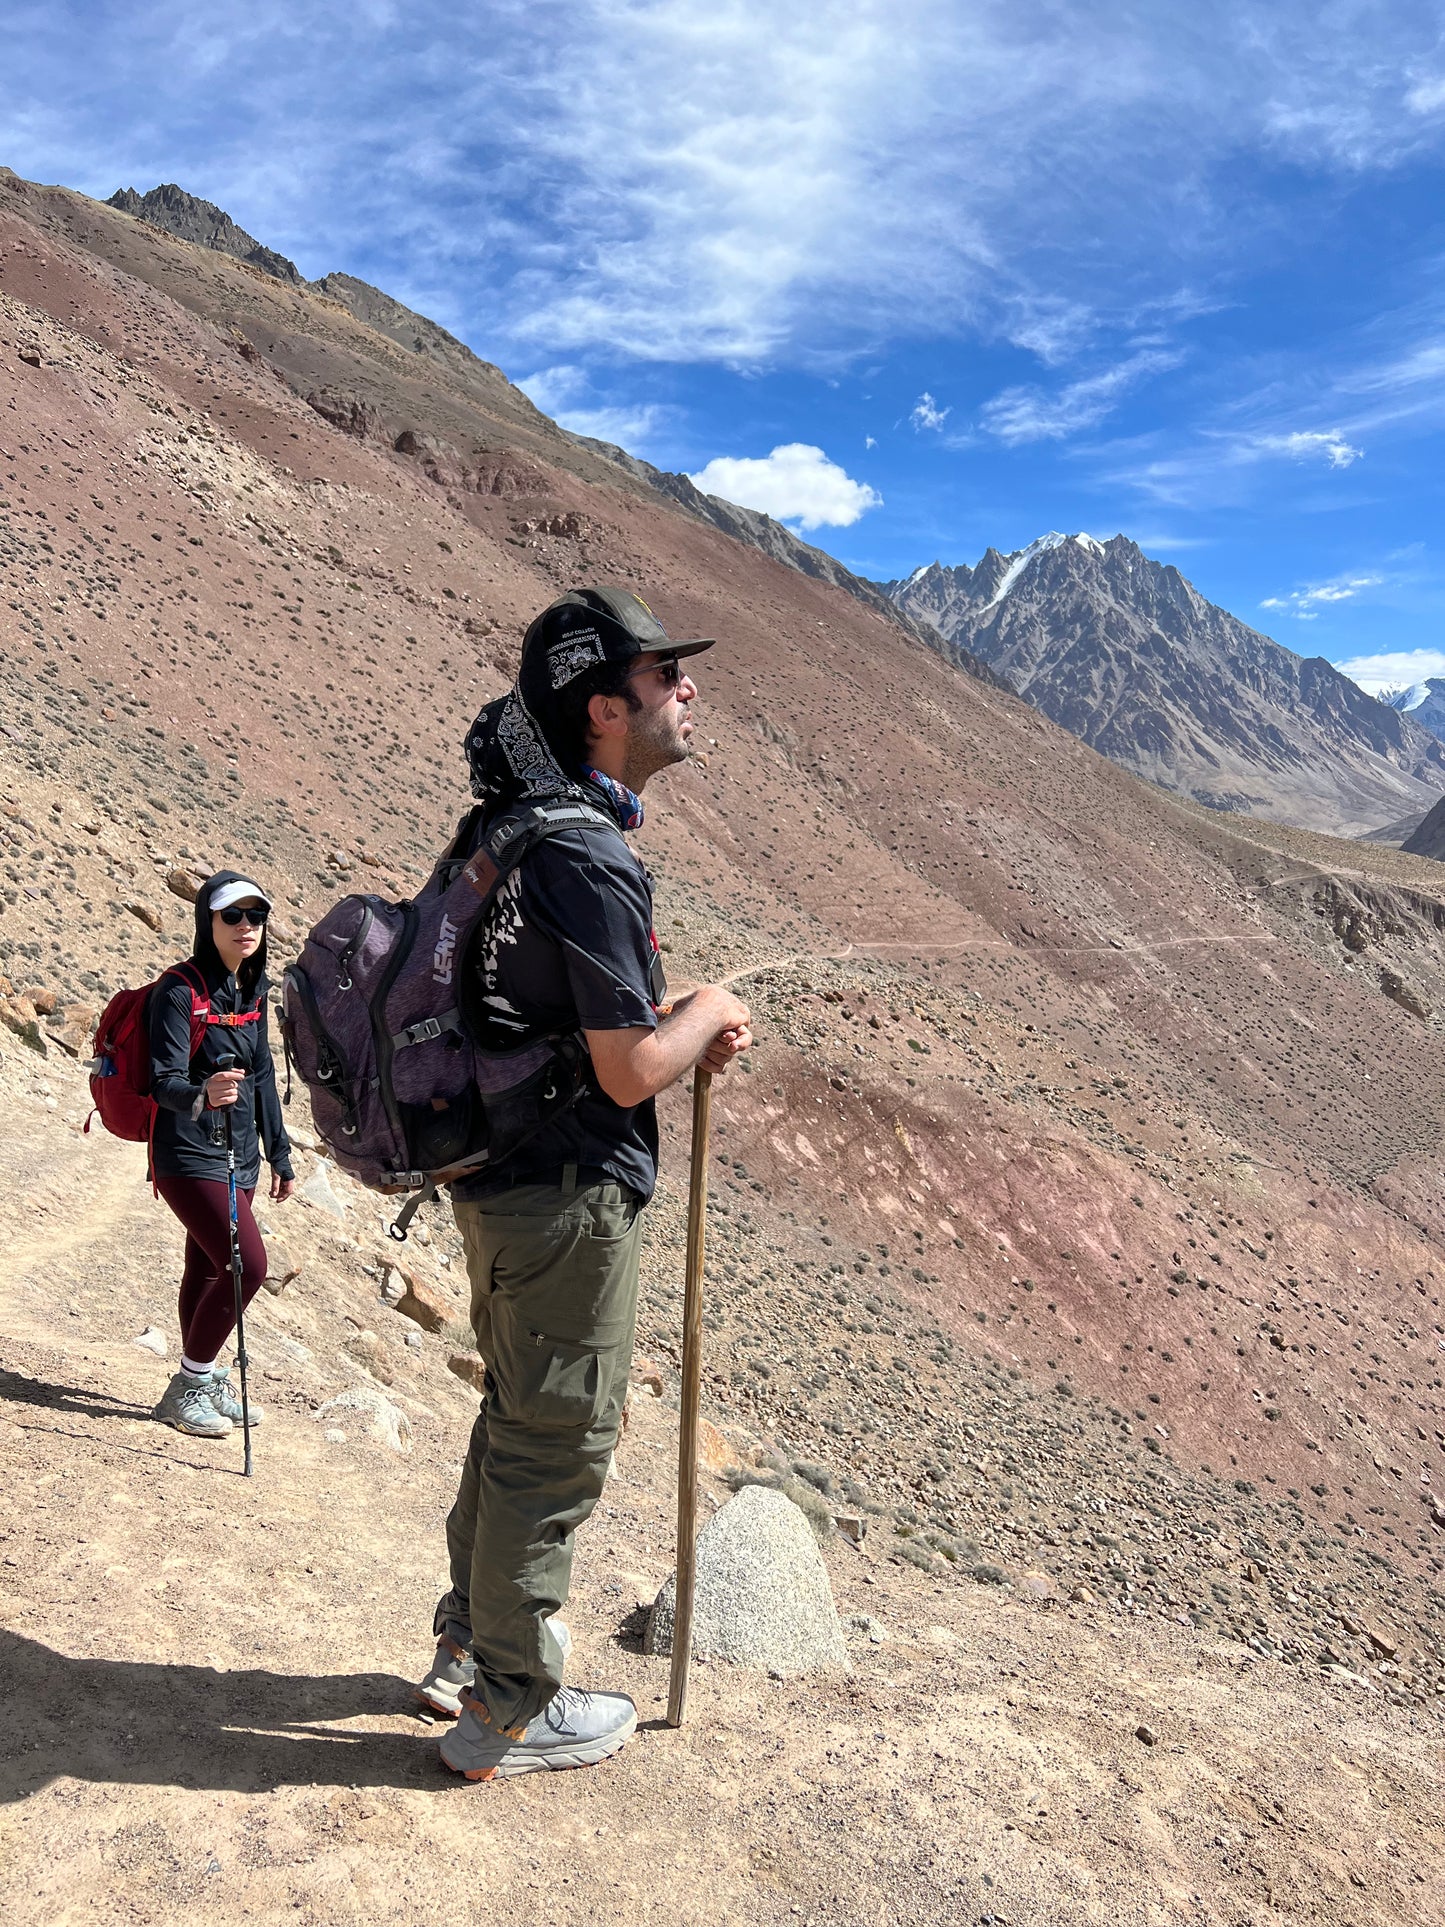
[518,587,715,710]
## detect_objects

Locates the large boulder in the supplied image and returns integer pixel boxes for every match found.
[645,1484,849,1677]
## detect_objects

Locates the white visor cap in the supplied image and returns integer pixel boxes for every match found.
[210,878,272,914]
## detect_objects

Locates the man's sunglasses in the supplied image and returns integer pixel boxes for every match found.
[628,655,683,689]
[219,905,269,927]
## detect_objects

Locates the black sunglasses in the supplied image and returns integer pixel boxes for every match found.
[219,905,269,927]
[627,655,683,689]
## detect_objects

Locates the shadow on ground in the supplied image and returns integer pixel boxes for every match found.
[0,1631,438,1800]
[1,1364,153,1424]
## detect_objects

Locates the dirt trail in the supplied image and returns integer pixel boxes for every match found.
[2,1049,1444,1927]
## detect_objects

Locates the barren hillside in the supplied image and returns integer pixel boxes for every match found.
[1,167,1443,1922]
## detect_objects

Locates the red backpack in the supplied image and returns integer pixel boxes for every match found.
[87,961,212,1154]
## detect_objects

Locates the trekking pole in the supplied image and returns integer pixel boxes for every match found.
[216,1053,254,1478]
[667,1067,712,1728]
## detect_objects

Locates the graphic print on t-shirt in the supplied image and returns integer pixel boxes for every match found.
[472,867,529,1041]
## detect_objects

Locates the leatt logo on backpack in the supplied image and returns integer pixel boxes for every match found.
[433,914,459,986]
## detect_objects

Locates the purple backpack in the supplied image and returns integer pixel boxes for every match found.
[279,798,617,1238]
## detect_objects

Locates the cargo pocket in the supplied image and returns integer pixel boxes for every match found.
[523,1331,606,1430]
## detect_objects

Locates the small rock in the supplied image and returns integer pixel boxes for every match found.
[834,1513,867,1544]
[344,1331,395,1385]
[298,1160,348,1220]
[261,1245,301,1295]
[847,1613,888,1644]
[125,901,163,932]
[313,1388,411,1454]
[133,1326,168,1358]
[324,1427,347,1443]
[646,1484,850,1675]
[448,1352,487,1394]
[0,1000,47,1057]
[46,1008,96,1056]
[1135,1722,1159,1747]
[1020,1571,1059,1604]
[392,1271,449,1334]
[24,987,58,1016]
[379,1268,406,1306]
[696,1416,740,1474]
[290,1127,318,1152]
[165,869,199,902]
[404,1329,423,1351]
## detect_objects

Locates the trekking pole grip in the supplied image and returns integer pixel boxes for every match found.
[667,1068,712,1729]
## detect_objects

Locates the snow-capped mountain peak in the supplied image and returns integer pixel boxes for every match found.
[985,531,1104,608]
[1379,680,1442,713]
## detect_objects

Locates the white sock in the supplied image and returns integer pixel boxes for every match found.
[181,1354,217,1379]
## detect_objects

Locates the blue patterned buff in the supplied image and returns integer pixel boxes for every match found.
[582,765,644,831]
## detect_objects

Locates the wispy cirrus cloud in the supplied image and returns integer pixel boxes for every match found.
[516,365,671,454]
[10,2,1445,374]
[1260,572,1383,619]
[979,348,1183,444]
[1250,428,1363,468]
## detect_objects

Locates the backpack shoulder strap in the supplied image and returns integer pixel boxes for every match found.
[159,959,212,1062]
[483,798,623,870]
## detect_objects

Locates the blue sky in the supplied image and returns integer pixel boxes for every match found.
[7,1,1445,689]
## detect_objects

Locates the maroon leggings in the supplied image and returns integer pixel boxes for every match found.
[154,1174,268,1365]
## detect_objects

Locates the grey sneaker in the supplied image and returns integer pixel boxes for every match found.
[416,1619,572,1718]
[153,1370,233,1439]
[440,1683,636,1781]
[206,1367,263,1428]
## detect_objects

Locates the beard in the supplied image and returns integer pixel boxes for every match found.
[621,698,690,792]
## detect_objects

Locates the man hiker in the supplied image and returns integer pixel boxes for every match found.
[420,586,752,1781]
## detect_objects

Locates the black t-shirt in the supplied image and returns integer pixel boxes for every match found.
[452,822,664,1203]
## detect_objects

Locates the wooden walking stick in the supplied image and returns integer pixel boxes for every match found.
[666,1067,713,1728]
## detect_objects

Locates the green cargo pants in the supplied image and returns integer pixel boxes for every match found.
[437,1176,643,1736]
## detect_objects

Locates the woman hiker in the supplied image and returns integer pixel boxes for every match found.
[149,871,295,1438]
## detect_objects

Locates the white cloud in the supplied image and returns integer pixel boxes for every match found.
[865,434,877,449]
[980,349,1181,444]
[1336,648,1445,695]
[909,392,950,432]
[10,3,1445,370]
[1259,573,1382,618]
[516,364,669,453]
[687,443,881,530]
[1251,429,1362,468]
[516,365,589,415]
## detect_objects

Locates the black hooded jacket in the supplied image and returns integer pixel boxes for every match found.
[147,871,293,1187]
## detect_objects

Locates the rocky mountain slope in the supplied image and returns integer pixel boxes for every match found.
[107,183,307,287]
[885,533,1445,837]
[1403,790,1445,862]
[2,167,1445,1919]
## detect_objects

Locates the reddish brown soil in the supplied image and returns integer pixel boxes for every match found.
[1,168,1443,1919]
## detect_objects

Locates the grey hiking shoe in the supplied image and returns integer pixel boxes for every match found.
[439,1683,636,1781]
[153,1370,233,1439]
[206,1367,263,1428]
[416,1618,572,1718]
